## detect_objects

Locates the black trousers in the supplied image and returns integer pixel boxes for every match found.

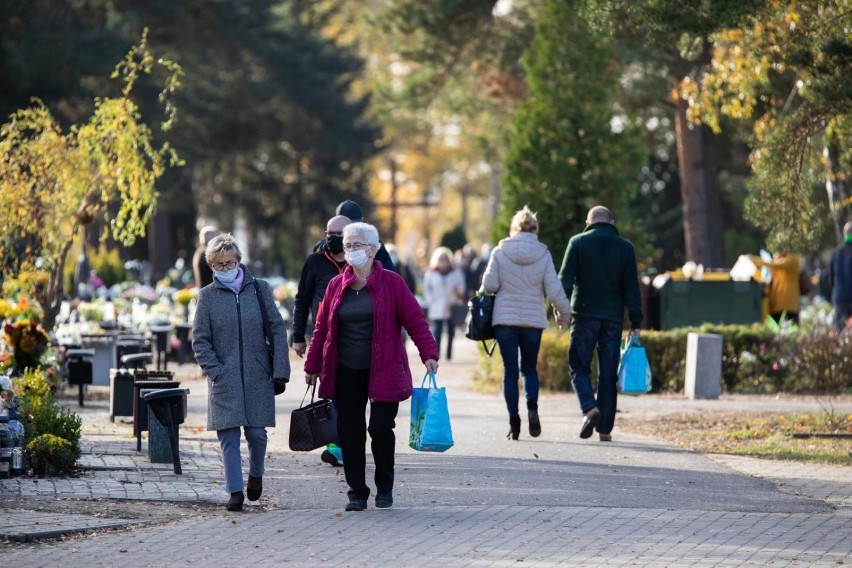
[335,363,399,500]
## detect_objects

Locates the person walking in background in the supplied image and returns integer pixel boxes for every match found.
[481,206,572,440]
[385,243,417,294]
[192,234,290,511]
[829,221,852,332]
[423,246,465,361]
[750,250,802,324]
[305,222,438,512]
[559,206,643,443]
[192,225,220,289]
[292,214,351,467]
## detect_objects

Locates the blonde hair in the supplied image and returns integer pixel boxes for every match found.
[510,206,538,235]
[429,246,454,268]
[205,233,242,265]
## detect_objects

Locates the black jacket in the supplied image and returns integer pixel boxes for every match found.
[829,242,852,304]
[292,244,347,344]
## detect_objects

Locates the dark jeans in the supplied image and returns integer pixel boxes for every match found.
[568,317,623,435]
[430,318,454,360]
[493,325,543,418]
[335,363,399,500]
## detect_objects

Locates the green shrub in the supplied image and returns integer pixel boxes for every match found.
[474,324,852,395]
[23,401,82,448]
[90,244,127,287]
[26,433,80,476]
[538,328,571,391]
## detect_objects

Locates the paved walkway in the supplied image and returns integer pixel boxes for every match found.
[1,338,851,566]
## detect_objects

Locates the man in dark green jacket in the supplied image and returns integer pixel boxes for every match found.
[558,206,643,442]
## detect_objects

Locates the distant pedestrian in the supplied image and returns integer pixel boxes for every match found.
[305,222,438,512]
[558,206,643,443]
[482,206,571,440]
[192,234,290,511]
[750,251,802,324]
[385,243,417,294]
[829,221,852,332]
[423,246,465,360]
[192,225,220,289]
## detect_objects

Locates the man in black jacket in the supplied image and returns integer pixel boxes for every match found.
[292,214,351,357]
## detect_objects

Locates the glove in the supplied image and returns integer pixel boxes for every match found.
[273,378,288,395]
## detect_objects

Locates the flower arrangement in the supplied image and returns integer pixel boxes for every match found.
[174,288,194,307]
[3,318,51,371]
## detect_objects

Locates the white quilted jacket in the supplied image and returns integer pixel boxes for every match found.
[481,232,571,328]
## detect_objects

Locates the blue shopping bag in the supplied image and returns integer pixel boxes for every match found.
[409,372,454,452]
[617,335,652,395]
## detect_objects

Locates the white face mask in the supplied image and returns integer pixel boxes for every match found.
[344,249,370,268]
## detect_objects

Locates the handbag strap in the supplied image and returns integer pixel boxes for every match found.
[482,339,496,357]
[253,280,272,342]
[299,383,319,408]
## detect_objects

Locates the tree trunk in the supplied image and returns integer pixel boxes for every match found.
[675,100,726,266]
[674,40,726,267]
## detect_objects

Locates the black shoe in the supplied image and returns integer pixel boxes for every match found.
[528,409,541,438]
[345,498,367,512]
[375,492,393,509]
[507,414,521,440]
[226,491,244,511]
[247,475,262,501]
[580,408,600,439]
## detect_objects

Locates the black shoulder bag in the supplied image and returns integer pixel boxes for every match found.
[464,292,497,357]
[253,280,287,395]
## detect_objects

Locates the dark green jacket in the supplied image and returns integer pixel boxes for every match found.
[558,223,643,328]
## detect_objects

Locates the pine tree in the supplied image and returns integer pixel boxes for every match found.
[500,0,643,255]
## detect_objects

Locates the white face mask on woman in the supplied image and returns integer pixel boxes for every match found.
[344,249,370,269]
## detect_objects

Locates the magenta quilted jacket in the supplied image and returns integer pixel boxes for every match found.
[304,261,438,402]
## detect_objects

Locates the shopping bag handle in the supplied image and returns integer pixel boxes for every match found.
[622,334,641,349]
[420,371,438,389]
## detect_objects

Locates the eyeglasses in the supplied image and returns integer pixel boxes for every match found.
[211,260,238,271]
[343,242,371,251]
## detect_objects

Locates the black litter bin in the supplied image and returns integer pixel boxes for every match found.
[143,388,190,474]
[65,349,95,406]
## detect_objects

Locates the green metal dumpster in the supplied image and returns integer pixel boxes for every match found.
[658,279,762,329]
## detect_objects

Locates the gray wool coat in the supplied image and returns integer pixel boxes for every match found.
[192,267,290,431]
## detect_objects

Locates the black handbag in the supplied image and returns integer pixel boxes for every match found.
[465,292,497,356]
[253,280,287,395]
[289,384,339,452]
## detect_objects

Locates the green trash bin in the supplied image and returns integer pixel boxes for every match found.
[659,279,762,329]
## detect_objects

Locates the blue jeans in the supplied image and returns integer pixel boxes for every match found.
[494,325,543,418]
[217,426,267,494]
[568,317,623,435]
[430,319,454,360]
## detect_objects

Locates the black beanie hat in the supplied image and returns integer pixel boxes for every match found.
[336,200,363,222]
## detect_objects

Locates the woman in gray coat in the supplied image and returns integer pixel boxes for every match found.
[192,234,290,511]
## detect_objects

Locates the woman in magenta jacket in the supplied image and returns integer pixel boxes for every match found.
[305,222,439,512]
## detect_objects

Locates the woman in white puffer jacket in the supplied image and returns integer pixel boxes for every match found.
[481,206,571,440]
[423,246,465,360]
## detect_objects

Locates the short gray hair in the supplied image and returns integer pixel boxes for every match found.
[205,233,242,264]
[343,222,380,246]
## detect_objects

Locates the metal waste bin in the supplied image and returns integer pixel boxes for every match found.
[143,388,190,474]
[658,279,762,330]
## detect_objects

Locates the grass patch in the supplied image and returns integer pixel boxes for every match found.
[621,410,852,465]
